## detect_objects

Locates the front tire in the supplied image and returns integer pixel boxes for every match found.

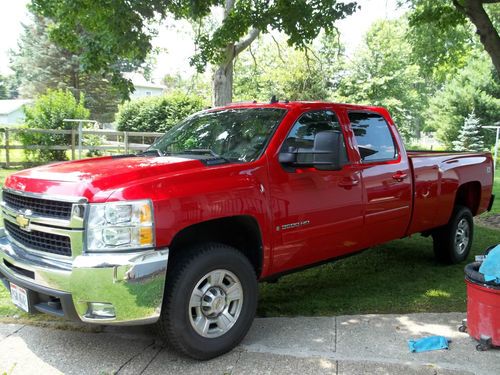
[432,205,473,264]
[158,243,258,360]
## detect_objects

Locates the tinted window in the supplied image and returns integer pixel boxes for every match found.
[349,112,396,162]
[150,108,286,162]
[281,110,347,164]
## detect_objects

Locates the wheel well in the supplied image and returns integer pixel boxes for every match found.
[168,216,264,277]
[455,181,481,215]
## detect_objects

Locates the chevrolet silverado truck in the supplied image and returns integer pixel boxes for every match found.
[0,101,495,359]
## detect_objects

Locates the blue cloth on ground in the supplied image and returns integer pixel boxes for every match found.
[408,336,449,353]
[479,244,500,284]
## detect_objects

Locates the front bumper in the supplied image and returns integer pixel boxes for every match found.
[0,229,169,325]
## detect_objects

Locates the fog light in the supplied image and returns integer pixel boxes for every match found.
[88,302,116,318]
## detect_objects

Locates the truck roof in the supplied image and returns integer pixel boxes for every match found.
[213,100,388,113]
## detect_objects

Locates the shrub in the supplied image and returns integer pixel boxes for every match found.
[19,89,90,162]
[116,92,205,133]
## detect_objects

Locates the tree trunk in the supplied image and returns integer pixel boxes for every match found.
[213,59,234,107]
[211,0,237,107]
[454,0,500,75]
[211,0,260,106]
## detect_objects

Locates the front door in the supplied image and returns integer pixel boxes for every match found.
[269,109,364,274]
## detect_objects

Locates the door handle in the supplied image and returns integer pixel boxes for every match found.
[338,177,359,189]
[392,171,408,182]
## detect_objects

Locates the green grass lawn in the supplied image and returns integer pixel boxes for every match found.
[0,167,498,320]
[258,225,499,317]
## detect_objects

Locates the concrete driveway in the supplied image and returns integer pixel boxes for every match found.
[0,313,498,375]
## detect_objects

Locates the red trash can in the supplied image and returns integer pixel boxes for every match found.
[463,261,500,350]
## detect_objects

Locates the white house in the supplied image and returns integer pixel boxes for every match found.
[123,73,166,100]
[0,99,33,125]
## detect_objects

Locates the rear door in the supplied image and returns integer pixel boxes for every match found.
[347,111,412,246]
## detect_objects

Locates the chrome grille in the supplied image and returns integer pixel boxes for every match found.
[4,220,72,257]
[2,191,73,219]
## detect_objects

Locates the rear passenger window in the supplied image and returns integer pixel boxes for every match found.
[349,112,396,162]
[281,110,348,165]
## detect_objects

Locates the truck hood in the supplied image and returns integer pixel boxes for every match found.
[4,155,204,202]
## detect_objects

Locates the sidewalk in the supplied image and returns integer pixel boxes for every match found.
[0,313,498,374]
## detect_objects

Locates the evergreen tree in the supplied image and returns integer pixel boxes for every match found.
[452,112,485,152]
[0,75,19,99]
[0,76,7,99]
[10,16,121,122]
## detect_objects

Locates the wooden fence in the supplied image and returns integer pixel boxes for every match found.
[0,128,164,167]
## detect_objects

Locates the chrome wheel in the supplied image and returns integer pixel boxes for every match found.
[189,269,244,338]
[455,218,470,255]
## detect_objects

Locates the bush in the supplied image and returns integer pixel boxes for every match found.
[19,89,90,162]
[116,92,205,133]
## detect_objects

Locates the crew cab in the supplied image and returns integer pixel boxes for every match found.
[0,101,495,359]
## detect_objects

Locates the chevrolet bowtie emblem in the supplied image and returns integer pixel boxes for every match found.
[16,214,30,229]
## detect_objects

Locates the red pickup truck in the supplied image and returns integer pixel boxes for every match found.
[0,101,495,359]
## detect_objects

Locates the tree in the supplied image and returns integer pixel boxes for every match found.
[233,34,336,102]
[406,0,500,76]
[162,73,211,99]
[453,1,500,74]
[0,75,20,99]
[11,16,121,122]
[452,112,485,151]
[0,76,7,99]
[334,19,426,141]
[425,54,500,148]
[19,89,90,161]
[31,0,358,106]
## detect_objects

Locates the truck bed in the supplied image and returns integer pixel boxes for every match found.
[406,150,494,235]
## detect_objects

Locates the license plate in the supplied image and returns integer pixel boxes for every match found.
[10,283,29,312]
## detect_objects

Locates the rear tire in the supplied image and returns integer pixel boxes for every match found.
[158,243,258,360]
[432,205,473,264]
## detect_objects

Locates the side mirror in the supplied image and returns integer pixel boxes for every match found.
[278,148,297,164]
[278,131,345,171]
[312,130,344,171]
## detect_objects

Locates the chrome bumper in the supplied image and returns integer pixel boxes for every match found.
[0,228,169,325]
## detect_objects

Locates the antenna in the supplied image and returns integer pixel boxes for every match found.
[270,95,278,104]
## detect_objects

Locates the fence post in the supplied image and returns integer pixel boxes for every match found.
[78,121,83,159]
[5,129,10,168]
[124,132,129,154]
[71,127,76,160]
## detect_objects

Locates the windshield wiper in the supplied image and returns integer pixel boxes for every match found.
[137,148,164,157]
[175,149,233,164]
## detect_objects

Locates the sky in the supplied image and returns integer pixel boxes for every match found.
[0,0,406,81]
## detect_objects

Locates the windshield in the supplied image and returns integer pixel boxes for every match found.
[148,108,286,163]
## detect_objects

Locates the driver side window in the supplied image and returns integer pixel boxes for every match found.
[282,110,347,164]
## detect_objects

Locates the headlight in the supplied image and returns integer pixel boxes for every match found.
[87,200,154,252]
